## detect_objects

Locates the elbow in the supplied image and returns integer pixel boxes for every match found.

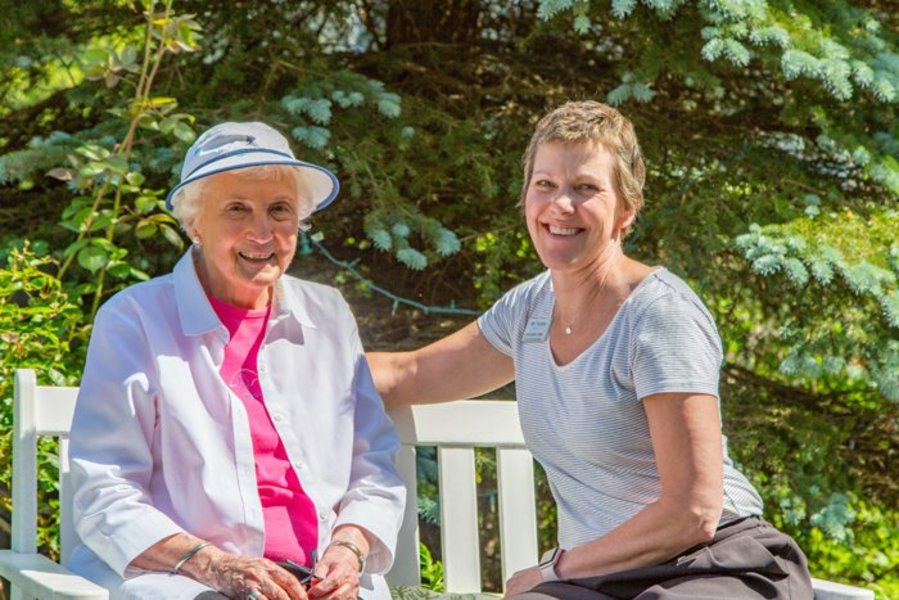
[691,498,723,544]
[665,493,722,545]
[377,376,409,410]
[381,392,404,410]
[694,517,719,544]
[366,352,400,407]
[367,351,418,409]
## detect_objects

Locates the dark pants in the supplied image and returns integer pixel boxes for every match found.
[517,517,814,600]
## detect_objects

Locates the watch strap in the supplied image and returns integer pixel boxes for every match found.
[538,547,565,582]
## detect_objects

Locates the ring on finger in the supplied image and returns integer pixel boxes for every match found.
[248,590,262,600]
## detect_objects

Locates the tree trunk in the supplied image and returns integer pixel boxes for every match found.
[386,0,482,48]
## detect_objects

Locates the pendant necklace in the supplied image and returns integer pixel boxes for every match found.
[558,277,608,336]
[559,306,580,335]
[560,310,578,335]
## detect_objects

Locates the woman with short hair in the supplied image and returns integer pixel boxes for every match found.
[368,101,814,599]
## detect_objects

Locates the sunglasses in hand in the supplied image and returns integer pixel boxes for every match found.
[276,559,320,589]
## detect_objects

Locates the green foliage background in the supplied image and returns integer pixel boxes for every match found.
[0,0,896,596]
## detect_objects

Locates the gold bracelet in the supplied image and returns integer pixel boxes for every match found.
[328,540,365,573]
[170,540,212,575]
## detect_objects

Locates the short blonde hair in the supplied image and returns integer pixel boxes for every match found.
[520,101,646,228]
[171,165,314,236]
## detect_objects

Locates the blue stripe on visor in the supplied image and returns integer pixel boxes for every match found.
[185,148,295,178]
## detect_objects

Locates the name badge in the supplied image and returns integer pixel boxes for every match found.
[522,318,551,343]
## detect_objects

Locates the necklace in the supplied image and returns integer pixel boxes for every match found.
[555,272,616,337]
[557,311,578,335]
[557,306,581,335]
[557,293,621,336]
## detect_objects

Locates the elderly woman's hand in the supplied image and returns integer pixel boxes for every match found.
[202,551,308,600]
[307,526,370,600]
[307,543,361,600]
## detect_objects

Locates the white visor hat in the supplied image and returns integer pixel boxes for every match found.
[165,121,339,211]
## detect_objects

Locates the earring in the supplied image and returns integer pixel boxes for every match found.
[192,237,201,247]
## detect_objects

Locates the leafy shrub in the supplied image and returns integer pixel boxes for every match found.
[0,243,89,557]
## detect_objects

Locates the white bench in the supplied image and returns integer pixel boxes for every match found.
[0,369,874,600]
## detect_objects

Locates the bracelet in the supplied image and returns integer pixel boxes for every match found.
[170,540,212,575]
[329,540,366,573]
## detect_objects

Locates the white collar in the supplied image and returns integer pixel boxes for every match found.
[172,248,316,336]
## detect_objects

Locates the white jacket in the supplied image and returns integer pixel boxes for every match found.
[68,250,405,599]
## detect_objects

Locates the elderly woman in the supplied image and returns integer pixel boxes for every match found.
[368,102,813,599]
[68,122,405,600]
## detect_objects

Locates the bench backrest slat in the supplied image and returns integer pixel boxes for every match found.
[12,369,38,556]
[497,447,539,583]
[437,446,481,592]
[58,437,76,566]
[12,370,81,565]
[387,401,538,593]
[386,445,421,587]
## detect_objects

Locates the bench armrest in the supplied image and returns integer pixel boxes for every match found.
[0,549,109,599]
[811,576,874,600]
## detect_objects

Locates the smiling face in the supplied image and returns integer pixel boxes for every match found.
[189,168,301,309]
[524,141,635,273]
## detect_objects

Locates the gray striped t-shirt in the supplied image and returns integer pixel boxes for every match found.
[478,268,763,549]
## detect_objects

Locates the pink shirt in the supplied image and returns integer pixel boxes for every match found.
[209,294,318,565]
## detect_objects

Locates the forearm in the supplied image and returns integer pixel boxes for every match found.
[368,348,466,408]
[558,392,727,577]
[367,323,515,409]
[133,533,311,598]
[129,532,222,583]
[558,497,722,579]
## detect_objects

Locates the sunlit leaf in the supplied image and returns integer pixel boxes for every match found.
[149,97,177,106]
[107,261,132,279]
[173,122,196,143]
[45,168,75,182]
[76,246,108,273]
[136,222,158,239]
[160,224,184,249]
[126,172,146,186]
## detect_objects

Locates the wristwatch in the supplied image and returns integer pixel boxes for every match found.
[538,547,566,582]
